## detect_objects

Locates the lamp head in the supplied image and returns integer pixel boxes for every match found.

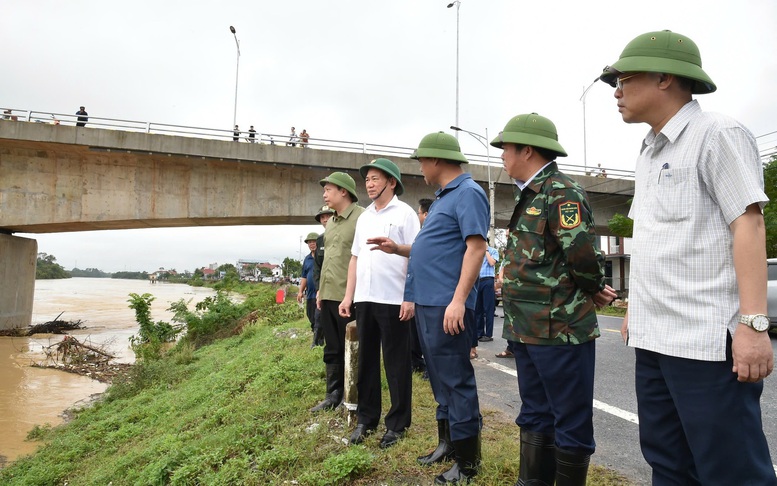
[229,26,236,34]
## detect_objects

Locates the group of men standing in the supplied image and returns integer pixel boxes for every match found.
[300,28,775,486]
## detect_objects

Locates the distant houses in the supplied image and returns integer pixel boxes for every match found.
[147,260,288,284]
[237,259,282,282]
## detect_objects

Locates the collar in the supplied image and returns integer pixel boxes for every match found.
[514,161,554,191]
[334,202,359,220]
[435,172,471,197]
[641,99,700,153]
[367,194,399,214]
[518,162,558,195]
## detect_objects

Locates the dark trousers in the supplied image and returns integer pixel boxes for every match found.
[305,298,316,330]
[355,302,412,432]
[512,339,596,455]
[320,300,351,366]
[408,316,426,372]
[415,304,481,441]
[474,277,495,338]
[635,341,776,486]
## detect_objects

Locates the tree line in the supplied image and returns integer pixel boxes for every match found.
[35,253,149,280]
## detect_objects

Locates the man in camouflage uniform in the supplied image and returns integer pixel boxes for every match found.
[490,113,615,486]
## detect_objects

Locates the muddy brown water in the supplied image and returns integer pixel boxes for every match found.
[0,278,215,466]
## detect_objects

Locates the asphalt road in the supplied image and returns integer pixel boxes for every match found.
[470,311,777,485]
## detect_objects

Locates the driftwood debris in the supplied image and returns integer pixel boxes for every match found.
[0,312,84,336]
[41,335,116,364]
[31,335,131,383]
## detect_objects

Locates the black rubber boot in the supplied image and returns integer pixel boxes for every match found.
[309,364,344,412]
[434,434,481,484]
[515,430,556,486]
[417,419,455,466]
[312,325,325,347]
[555,447,590,486]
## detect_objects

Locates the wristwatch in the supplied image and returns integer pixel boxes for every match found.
[738,314,770,332]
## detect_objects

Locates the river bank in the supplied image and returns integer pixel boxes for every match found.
[0,278,216,466]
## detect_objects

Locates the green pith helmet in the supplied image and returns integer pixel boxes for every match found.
[304,232,319,242]
[314,205,334,223]
[600,30,716,94]
[490,113,568,157]
[359,158,404,196]
[410,131,468,164]
[320,171,358,202]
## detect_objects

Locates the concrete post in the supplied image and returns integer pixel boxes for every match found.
[0,234,37,330]
[343,320,359,425]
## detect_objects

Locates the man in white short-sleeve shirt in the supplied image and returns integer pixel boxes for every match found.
[600,30,775,485]
[338,158,420,449]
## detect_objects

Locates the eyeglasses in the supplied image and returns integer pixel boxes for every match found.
[615,72,643,90]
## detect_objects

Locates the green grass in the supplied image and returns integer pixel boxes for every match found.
[597,306,628,317]
[1,314,634,485]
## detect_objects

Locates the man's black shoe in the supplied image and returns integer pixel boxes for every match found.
[478,336,493,342]
[349,424,376,445]
[379,429,406,449]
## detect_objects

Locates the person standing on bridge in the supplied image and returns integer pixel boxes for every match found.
[232,125,240,142]
[600,30,775,485]
[300,129,310,148]
[75,106,88,127]
[310,172,364,412]
[368,132,487,484]
[288,127,298,147]
[491,112,615,486]
[338,158,420,449]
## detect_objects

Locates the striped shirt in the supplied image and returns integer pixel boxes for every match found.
[627,100,768,361]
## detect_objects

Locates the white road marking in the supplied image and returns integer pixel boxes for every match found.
[487,361,640,423]
[487,357,777,475]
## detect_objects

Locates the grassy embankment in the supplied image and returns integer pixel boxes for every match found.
[1,284,632,485]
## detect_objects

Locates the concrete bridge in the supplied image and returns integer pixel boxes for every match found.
[0,120,634,329]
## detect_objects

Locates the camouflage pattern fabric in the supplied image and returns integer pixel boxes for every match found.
[502,162,605,345]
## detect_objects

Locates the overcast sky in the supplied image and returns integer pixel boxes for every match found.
[4,0,776,273]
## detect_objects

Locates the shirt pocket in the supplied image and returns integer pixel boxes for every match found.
[512,216,547,263]
[503,281,551,339]
[653,166,696,223]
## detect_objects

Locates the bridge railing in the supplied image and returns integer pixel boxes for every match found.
[2,106,635,180]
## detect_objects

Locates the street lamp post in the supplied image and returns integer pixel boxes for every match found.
[451,125,494,242]
[229,26,241,129]
[446,1,460,138]
[579,76,599,175]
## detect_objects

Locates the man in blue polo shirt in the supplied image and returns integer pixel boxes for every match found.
[368,131,488,485]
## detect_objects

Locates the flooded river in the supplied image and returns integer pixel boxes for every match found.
[0,278,216,466]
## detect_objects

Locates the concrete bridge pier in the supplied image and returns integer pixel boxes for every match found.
[0,233,37,330]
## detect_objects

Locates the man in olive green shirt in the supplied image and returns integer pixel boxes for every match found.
[310,171,365,412]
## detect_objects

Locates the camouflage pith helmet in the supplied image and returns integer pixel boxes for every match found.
[359,158,404,196]
[410,131,468,164]
[304,232,319,243]
[600,30,716,94]
[490,113,568,157]
[320,171,358,202]
[314,205,334,223]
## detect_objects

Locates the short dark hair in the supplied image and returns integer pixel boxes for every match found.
[419,198,433,213]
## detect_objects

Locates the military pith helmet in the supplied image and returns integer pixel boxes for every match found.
[320,171,359,202]
[410,131,468,164]
[359,158,404,196]
[490,113,568,157]
[600,30,716,94]
[314,205,334,223]
[304,232,319,242]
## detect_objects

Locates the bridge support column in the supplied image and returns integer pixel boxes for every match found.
[0,234,37,330]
